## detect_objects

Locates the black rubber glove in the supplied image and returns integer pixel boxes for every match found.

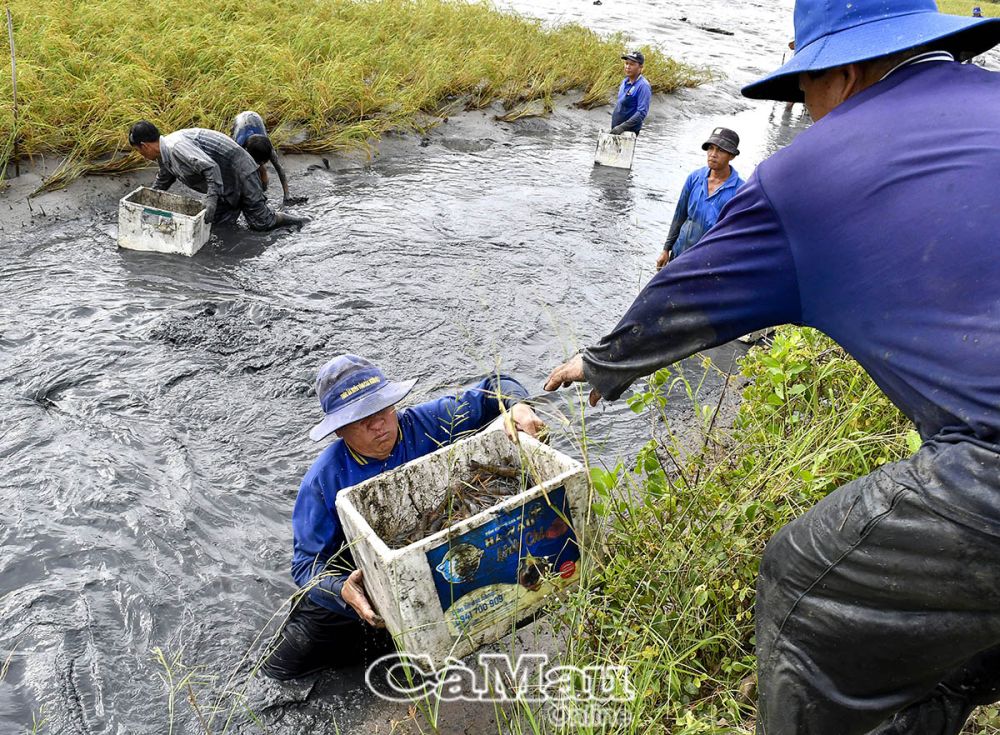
[610,125,626,135]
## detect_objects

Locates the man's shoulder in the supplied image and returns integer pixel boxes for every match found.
[163,130,191,144]
[170,128,217,149]
[201,128,241,145]
[397,399,445,429]
[303,439,351,485]
[397,388,481,433]
[161,130,204,160]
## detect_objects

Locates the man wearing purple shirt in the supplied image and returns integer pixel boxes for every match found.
[545,1,1000,733]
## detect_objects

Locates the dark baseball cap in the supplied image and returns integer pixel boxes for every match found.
[621,51,645,65]
[702,127,740,156]
[308,355,416,441]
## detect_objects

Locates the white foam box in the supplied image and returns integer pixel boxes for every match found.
[118,186,210,256]
[335,422,596,667]
[594,131,637,169]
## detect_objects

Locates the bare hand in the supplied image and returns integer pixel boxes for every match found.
[341,570,385,628]
[655,249,670,270]
[543,353,602,407]
[504,402,546,440]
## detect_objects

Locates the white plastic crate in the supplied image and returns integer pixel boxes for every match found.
[335,422,595,667]
[118,186,210,256]
[594,131,637,169]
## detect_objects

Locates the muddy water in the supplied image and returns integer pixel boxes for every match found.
[0,0,816,732]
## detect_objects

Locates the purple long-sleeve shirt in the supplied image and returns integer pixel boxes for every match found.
[584,61,1000,447]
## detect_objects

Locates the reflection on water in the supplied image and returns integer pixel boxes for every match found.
[768,101,812,151]
[1,0,820,732]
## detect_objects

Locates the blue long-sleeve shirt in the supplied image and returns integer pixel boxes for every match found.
[664,166,745,258]
[584,61,1000,449]
[611,75,652,133]
[290,375,529,616]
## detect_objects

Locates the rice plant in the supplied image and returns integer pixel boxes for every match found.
[0,0,708,188]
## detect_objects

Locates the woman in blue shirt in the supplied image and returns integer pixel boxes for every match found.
[656,127,745,269]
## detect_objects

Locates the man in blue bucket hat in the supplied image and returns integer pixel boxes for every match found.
[544,1,1000,732]
[262,355,544,680]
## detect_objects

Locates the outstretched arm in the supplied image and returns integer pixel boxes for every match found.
[290,476,380,623]
[544,354,601,406]
[546,173,803,403]
[657,174,695,268]
[170,140,224,222]
[410,374,542,446]
[270,152,292,204]
[151,164,175,191]
[199,161,224,224]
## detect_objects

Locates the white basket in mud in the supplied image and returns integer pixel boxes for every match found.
[594,131,637,169]
[118,186,210,256]
[335,422,595,668]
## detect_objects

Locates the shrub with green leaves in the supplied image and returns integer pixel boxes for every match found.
[559,327,918,733]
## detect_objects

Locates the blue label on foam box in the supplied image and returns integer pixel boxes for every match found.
[424,485,580,637]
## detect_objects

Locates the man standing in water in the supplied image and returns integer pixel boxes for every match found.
[610,51,652,135]
[544,1,1000,732]
[262,355,544,680]
[655,127,744,269]
[128,121,309,230]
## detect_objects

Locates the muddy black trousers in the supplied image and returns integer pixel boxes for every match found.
[260,595,394,681]
[755,440,1000,735]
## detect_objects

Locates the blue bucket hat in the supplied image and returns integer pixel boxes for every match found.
[308,355,416,441]
[742,0,1000,102]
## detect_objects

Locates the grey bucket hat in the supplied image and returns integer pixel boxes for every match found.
[308,355,416,441]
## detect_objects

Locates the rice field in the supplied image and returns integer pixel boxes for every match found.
[0,0,708,187]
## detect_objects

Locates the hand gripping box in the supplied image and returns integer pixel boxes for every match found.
[335,423,595,667]
[118,186,210,256]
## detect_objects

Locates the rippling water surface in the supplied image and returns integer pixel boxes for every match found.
[0,0,818,731]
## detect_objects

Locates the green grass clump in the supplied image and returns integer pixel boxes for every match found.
[0,0,708,187]
[556,327,920,733]
[938,0,1000,17]
[552,327,1000,732]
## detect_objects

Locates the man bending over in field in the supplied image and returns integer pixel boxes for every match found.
[128,120,308,231]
